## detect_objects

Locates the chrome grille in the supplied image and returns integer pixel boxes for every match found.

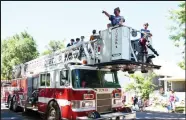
[96,93,112,113]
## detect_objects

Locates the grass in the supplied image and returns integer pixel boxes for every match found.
[175,107,185,113]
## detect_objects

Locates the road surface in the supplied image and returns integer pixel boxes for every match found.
[136,111,185,119]
[1,103,41,120]
[1,103,186,120]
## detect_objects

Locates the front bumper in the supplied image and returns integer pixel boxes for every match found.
[76,111,136,120]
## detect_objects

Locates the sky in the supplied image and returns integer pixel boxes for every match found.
[1,1,183,64]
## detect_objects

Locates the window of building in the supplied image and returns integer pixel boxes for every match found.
[168,81,172,86]
[159,80,162,86]
[159,76,165,78]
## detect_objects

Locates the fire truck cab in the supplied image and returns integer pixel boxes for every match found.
[5,25,160,120]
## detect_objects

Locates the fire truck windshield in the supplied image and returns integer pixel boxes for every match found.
[72,69,120,88]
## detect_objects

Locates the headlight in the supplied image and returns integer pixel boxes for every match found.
[81,100,94,108]
[71,101,81,108]
[71,100,95,108]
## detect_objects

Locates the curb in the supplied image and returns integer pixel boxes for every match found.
[143,110,186,114]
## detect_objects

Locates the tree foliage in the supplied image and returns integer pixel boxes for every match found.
[1,31,39,80]
[41,40,65,56]
[177,60,185,70]
[125,73,157,99]
[168,2,185,69]
[169,2,185,45]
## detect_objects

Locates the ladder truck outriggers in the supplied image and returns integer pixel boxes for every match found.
[4,25,161,120]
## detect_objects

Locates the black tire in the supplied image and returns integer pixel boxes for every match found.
[8,97,13,110]
[12,96,18,112]
[45,101,61,120]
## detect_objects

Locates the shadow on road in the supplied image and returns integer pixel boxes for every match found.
[1,109,42,120]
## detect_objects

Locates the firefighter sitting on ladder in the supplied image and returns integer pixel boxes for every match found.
[102,7,125,28]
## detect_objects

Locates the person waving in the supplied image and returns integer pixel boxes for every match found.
[102,7,125,28]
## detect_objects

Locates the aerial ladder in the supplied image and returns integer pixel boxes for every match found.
[12,25,161,79]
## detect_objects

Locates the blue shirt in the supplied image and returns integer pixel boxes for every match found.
[109,15,125,26]
[141,29,150,38]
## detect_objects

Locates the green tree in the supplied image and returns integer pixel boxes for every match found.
[178,61,185,70]
[125,73,156,99]
[168,2,185,69]
[41,40,65,56]
[1,31,39,80]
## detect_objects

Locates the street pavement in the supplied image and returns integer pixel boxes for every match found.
[1,103,41,120]
[1,103,186,120]
[136,111,185,119]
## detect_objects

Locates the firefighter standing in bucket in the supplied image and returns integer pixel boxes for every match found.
[102,7,125,28]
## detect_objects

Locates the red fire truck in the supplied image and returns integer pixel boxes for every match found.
[3,25,160,120]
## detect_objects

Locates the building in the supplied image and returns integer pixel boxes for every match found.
[153,58,185,92]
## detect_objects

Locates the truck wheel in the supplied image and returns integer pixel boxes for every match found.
[46,101,61,120]
[12,97,18,112]
[8,98,13,110]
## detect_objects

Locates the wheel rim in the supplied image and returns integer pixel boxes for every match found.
[8,100,11,108]
[48,108,56,120]
[13,101,17,110]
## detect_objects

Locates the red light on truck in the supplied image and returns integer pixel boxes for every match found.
[83,94,94,100]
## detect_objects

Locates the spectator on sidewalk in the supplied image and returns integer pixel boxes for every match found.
[138,97,144,112]
[144,98,149,109]
[159,87,164,96]
[166,100,172,113]
[132,95,138,110]
[169,90,176,112]
[122,91,126,104]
